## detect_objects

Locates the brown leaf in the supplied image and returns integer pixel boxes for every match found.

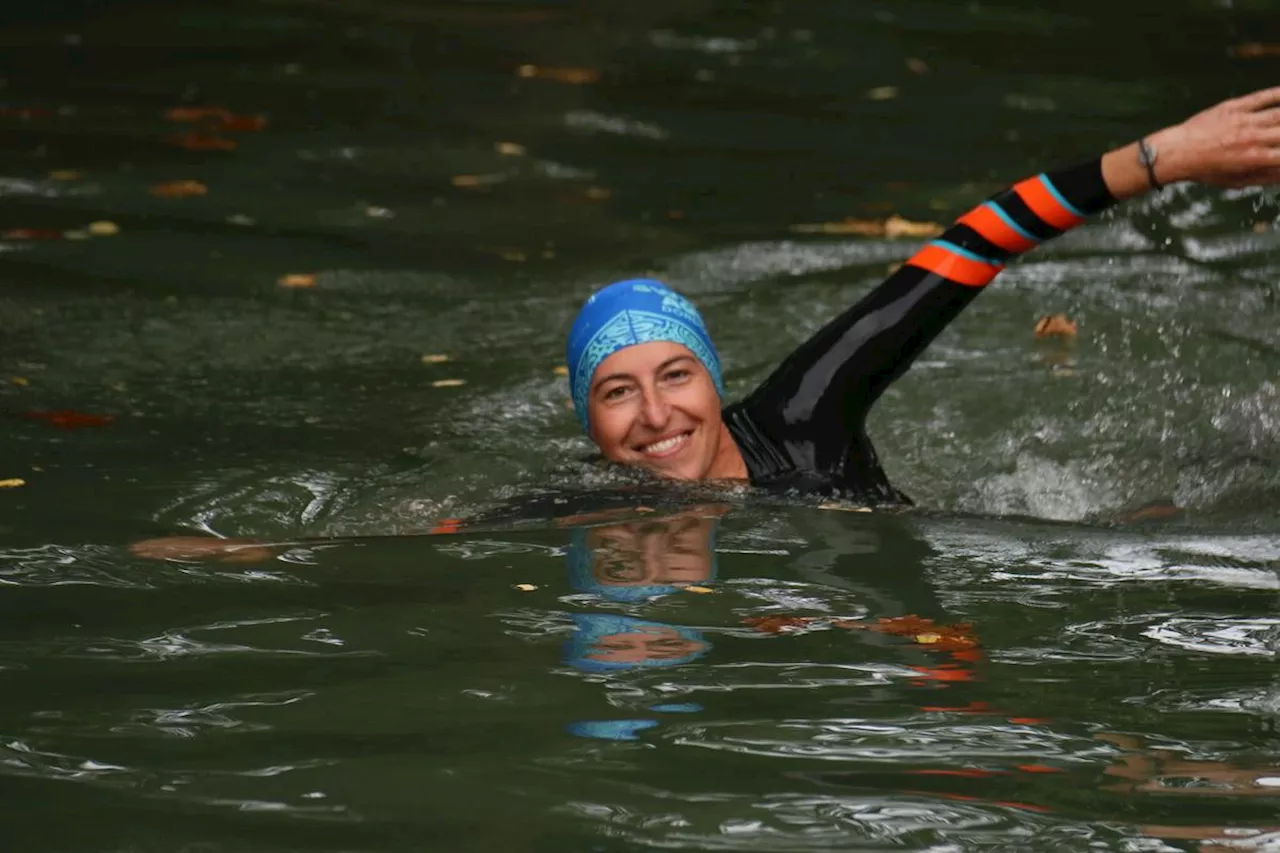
[906,57,929,75]
[1034,314,1078,338]
[1228,43,1280,59]
[166,107,267,132]
[150,180,208,198]
[516,64,600,84]
[165,133,238,151]
[495,141,526,156]
[278,273,316,288]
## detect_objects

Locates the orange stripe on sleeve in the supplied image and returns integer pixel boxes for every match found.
[1013,176,1085,231]
[906,243,1002,288]
[957,205,1038,254]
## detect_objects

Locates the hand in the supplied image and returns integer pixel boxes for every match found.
[1153,86,1280,187]
[130,536,276,563]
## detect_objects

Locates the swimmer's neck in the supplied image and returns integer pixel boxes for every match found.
[706,420,748,481]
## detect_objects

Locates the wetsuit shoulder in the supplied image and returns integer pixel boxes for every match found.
[728,158,1115,500]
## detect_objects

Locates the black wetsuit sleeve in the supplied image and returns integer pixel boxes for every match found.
[728,157,1116,492]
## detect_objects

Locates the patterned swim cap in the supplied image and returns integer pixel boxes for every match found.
[566,279,725,432]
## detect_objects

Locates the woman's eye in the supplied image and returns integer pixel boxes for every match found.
[603,386,629,401]
[664,369,691,382]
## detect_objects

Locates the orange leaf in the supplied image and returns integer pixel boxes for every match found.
[150,180,208,198]
[1015,764,1066,774]
[277,273,316,288]
[165,133,237,151]
[165,106,232,123]
[19,410,114,429]
[741,615,820,634]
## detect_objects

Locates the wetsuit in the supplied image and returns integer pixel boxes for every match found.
[723,157,1117,502]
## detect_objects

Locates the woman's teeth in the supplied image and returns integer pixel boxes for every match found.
[642,433,689,454]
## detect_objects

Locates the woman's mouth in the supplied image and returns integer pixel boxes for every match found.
[638,431,692,458]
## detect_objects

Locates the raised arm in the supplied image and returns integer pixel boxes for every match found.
[735,87,1280,470]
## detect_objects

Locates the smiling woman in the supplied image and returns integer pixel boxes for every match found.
[568,87,1280,503]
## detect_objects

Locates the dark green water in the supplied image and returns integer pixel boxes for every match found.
[1,1,1278,850]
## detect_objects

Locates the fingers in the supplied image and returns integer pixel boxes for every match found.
[1232,86,1280,112]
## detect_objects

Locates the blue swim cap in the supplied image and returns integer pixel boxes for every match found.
[566,279,725,432]
[564,613,710,673]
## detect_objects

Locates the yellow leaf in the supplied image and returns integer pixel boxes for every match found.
[916,632,942,644]
[87,221,120,236]
[883,215,943,238]
[10,377,29,386]
[514,583,538,591]
[421,354,450,364]
[553,365,568,376]
[867,85,899,101]
[495,141,526,156]
[684,586,714,594]
[278,273,316,288]
[0,478,25,488]
[431,379,466,388]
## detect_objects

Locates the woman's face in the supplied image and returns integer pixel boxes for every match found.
[585,341,725,481]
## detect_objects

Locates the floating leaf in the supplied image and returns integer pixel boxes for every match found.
[553,365,568,376]
[883,215,944,238]
[226,213,256,226]
[431,379,466,388]
[430,517,464,534]
[420,354,450,364]
[166,133,237,151]
[218,113,267,132]
[165,107,267,132]
[10,377,29,386]
[495,141,526,156]
[684,585,714,594]
[0,478,25,488]
[150,180,207,198]
[741,615,822,634]
[791,218,883,236]
[2,228,63,240]
[1033,314,1077,338]
[1228,42,1280,59]
[277,273,316,288]
[818,502,872,512]
[867,85,899,101]
[0,107,52,119]
[516,64,600,84]
[48,169,84,181]
[451,173,504,188]
[514,583,538,591]
[19,409,114,429]
[64,230,91,240]
[906,57,929,74]
[87,220,120,236]
[165,106,232,123]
